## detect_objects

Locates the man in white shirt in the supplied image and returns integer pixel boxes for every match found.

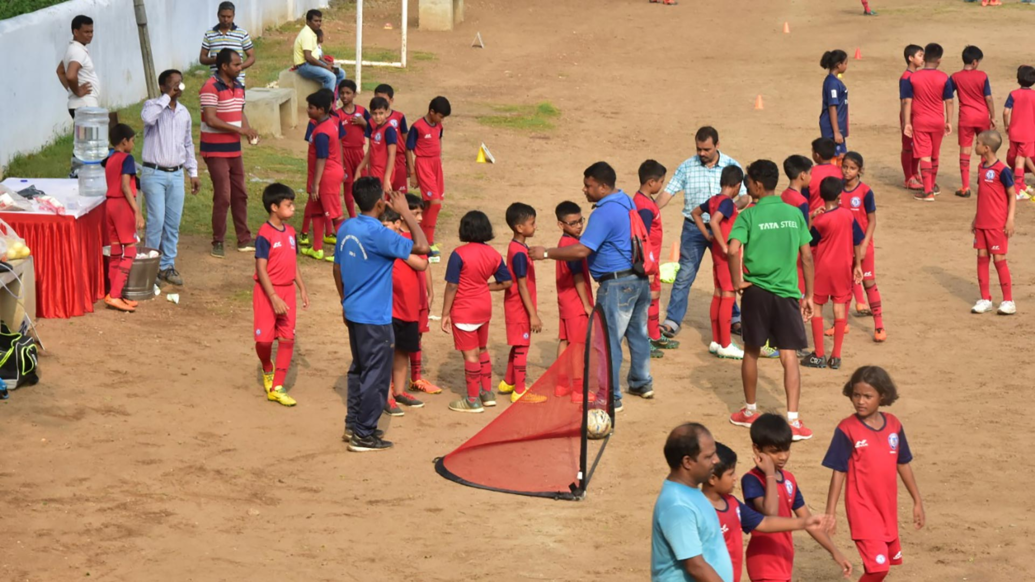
[56,15,101,118]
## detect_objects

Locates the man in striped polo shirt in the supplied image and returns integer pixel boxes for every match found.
[200,49,258,258]
[199,2,255,86]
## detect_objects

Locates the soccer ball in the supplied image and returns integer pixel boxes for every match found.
[586,409,612,440]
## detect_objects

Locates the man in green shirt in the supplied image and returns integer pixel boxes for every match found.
[725,160,816,442]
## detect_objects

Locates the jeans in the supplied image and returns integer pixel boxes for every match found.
[140,167,185,270]
[664,219,740,332]
[296,63,346,93]
[597,275,653,403]
[345,320,394,439]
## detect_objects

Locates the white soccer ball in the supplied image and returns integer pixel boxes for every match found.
[586,409,612,440]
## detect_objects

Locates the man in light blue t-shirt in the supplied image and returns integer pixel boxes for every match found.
[651,423,733,582]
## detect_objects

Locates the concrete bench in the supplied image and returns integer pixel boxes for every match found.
[245,88,297,138]
[277,69,323,110]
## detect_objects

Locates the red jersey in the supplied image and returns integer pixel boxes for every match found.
[104,152,137,199]
[810,207,864,297]
[386,109,409,172]
[974,160,1016,229]
[698,194,737,252]
[407,117,444,158]
[306,115,345,195]
[808,163,843,211]
[199,75,244,158]
[840,182,876,234]
[337,104,367,149]
[444,242,511,324]
[363,121,399,182]
[556,235,594,319]
[1005,87,1035,143]
[715,494,765,582]
[822,413,914,541]
[392,232,422,322]
[898,69,914,124]
[504,240,537,324]
[633,192,663,263]
[780,187,809,225]
[742,467,805,581]
[905,68,954,133]
[950,69,992,127]
[254,222,298,286]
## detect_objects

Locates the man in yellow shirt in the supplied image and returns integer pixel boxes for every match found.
[293,10,344,92]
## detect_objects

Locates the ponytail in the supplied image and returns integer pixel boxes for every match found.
[820,50,848,71]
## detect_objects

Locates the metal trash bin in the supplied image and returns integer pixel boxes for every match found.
[122,247,161,301]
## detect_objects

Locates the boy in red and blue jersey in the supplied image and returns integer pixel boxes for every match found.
[387,202,430,416]
[338,79,366,219]
[634,160,677,355]
[950,45,996,198]
[808,138,843,212]
[254,183,309,407]
[824,366,925,582]
[802,177,864,371]
[745,414,853,582]
[704,443,829,582]
[104,124,144,313]
[971,130,1017,315]
[781,155,812,299]
[375,84,409,194]
[899,45,925,190]
[401,194,444,396]
[407,96,451,255]
[498,203,547,404]
[840,152,885,341]
[357,96,399,198]
[903,42,955,202]
[442,211,513,413]
[301,89,345,262]
[553,201,595,401]
[1004,65,1035,197]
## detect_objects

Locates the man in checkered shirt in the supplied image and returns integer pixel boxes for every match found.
[655,126,748,339]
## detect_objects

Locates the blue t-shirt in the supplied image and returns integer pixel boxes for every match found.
[334,214,414,325]
[820,73,849,138]
[580,190,634,279]
[651,480,734,582]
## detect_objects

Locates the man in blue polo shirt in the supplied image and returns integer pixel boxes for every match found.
[334,177,429,452]
[530,162,653,411]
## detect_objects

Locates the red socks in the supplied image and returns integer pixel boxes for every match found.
[312,216,325,251]
[273,340,293,387]
[901,149,913,181]
[932,157,940,187]
[108,244,134,299]
[256,341,273,373]
[479,351,492,392]
[709,296,721,344]
[505,346,528,393]
[832,319,847,358]
[719,296,734,347]
[960,153,971,190]
[648,297,661,341]
[995,259,1013,301]
[861,0,871,10]
[410,350,422,382]
[853,283,866,307]
[301,212,311,235]
[422,201,441,245]
[811,316,826,357]
[344,190,356,219]
[920,160,934,194]
[978,255,991,300]
[464,360,480,400]
[865,285,884,329]
[1015,168,1027,192]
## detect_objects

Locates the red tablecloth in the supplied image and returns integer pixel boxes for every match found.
[0,204,105,319]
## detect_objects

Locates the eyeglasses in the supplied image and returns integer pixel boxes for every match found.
[561,217,585,227]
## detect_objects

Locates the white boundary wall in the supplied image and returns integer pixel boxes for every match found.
[0,0,329,168]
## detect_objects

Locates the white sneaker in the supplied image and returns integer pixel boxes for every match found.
[709,341,721,354]
[717,342,745,360]
[997,300,1017,315]
[971,299,994,314]
[1017,191,1032,201]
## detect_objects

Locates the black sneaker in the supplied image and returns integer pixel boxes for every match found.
[211,242,225,258]
[800,352,827,368]
[343,426,384,440]
[629,384,655,399]
[237,242,256,253]
[158,268,184,286]
[383,401,404,417]
[347,434,394,452]
[828,357,842,370]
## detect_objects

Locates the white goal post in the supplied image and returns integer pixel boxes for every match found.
[334,0,408,91]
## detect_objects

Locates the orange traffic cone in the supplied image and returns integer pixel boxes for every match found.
[754,95,764,110]
[668,241,679,262]
[783,22,790,34]
[854,48,862,60]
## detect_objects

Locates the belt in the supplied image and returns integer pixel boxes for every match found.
[595,269,638,283]
[143,162,182,172]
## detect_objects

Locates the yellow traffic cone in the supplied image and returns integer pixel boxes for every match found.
[476,147,487,163]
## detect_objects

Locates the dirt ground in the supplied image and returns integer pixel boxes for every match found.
[4,0,1035,580]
